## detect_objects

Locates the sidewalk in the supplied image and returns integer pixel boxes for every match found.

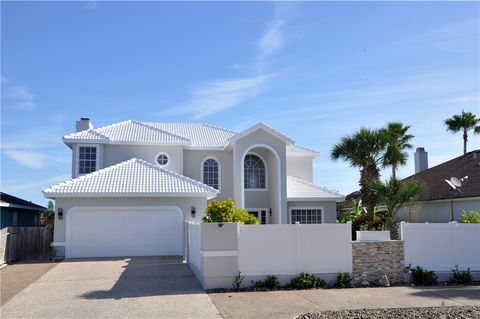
[208,286,480,319]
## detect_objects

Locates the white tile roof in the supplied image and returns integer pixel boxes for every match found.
[286,144,320,157]
[63,120,319,155]
[43,158,218,198]
[63,120,190,144]
[146,123,236,148]
[287,176,344,201]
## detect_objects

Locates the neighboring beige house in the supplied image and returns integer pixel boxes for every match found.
[44,118,343,259]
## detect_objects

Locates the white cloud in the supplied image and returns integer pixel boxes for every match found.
[5,150,49,169]
[258,19,285,61]
[166,74,274,119]
[1,77,36,110]
[161,5,293,119]
[4,174,71,193]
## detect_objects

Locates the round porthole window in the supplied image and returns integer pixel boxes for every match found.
[155,152,170,167]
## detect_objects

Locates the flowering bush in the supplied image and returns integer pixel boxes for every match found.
[461,210,480,223]
[203,198,259,224]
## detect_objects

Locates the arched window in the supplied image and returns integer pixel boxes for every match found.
[203,158,219,190]
[244,154,266,189]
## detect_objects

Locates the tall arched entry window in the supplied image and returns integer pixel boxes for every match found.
[244,154,266,189]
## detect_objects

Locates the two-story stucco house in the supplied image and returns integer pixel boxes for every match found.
[44,118,344,259]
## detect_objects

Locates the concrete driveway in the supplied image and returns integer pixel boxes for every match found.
[1,257,221,318]
[210,286,480,319]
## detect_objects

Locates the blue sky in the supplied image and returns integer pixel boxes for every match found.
[1,1,479,207]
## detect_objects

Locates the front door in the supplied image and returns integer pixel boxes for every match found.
[247,208,269,224]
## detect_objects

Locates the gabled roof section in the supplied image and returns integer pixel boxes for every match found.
[287,176,344,201]
[286,144,320,157]
[403,150,480,201]
[227,122,294,145]
[1,192,47,210]
[43,158,218,198]
[63,120,190,145]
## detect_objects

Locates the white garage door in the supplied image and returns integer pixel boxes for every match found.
[67,207,183,258]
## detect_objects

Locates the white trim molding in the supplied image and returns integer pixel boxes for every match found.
[75,144,100,177]
[201,250,238,257]
[200,156,221,193]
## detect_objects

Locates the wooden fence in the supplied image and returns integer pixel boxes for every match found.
[1,227,53,263]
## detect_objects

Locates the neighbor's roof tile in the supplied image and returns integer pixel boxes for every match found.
[43,158,218,198]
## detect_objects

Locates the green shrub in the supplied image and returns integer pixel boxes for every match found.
[461,210,480,223]
[203,198,259,224]
[352,211,385,237]
[232,271,244,291]
[411,266,438,286]
[336,272,353,288]
[289,272,325,289]
[251,275,280,290]
[449,265,473,284]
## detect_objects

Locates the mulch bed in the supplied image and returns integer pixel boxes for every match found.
[296,306,480,319]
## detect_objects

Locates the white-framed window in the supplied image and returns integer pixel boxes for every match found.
[244,153,266,190]
[155,152,170,168]
[77,145,98,175]
[202,157,220,191]
[290,208,324,224]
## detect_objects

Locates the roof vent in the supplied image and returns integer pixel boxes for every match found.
[76,118,93,132]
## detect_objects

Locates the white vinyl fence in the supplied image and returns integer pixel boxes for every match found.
[186,222,203,280]
[401,222,480,272]
[238,223,352,276]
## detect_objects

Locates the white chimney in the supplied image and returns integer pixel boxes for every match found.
[414,147,428,174]
[76,118,93,132]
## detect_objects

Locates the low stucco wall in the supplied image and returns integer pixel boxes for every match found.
[53,197,208,258]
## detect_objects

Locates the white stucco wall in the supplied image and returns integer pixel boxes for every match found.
[102,144,184,174]
[397,198,480,223]
[286,157,313,182]
[183,150,233,201]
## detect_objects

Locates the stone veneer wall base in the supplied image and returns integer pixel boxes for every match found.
[352,240,405,285]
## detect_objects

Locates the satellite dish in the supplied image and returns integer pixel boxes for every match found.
[445,179,457,190]
[450,177,462,187]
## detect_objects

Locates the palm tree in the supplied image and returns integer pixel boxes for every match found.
[369,178,422,238]
[381,122,414,180]
[445,110,480,154]
[331,128,387,221]
[40,200,55,228]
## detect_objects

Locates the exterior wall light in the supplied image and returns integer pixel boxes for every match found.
[191,206,196,218]
[58,208,63,220]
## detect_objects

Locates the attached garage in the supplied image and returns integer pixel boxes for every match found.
[67,206,183,258]
[43,158,218,259]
